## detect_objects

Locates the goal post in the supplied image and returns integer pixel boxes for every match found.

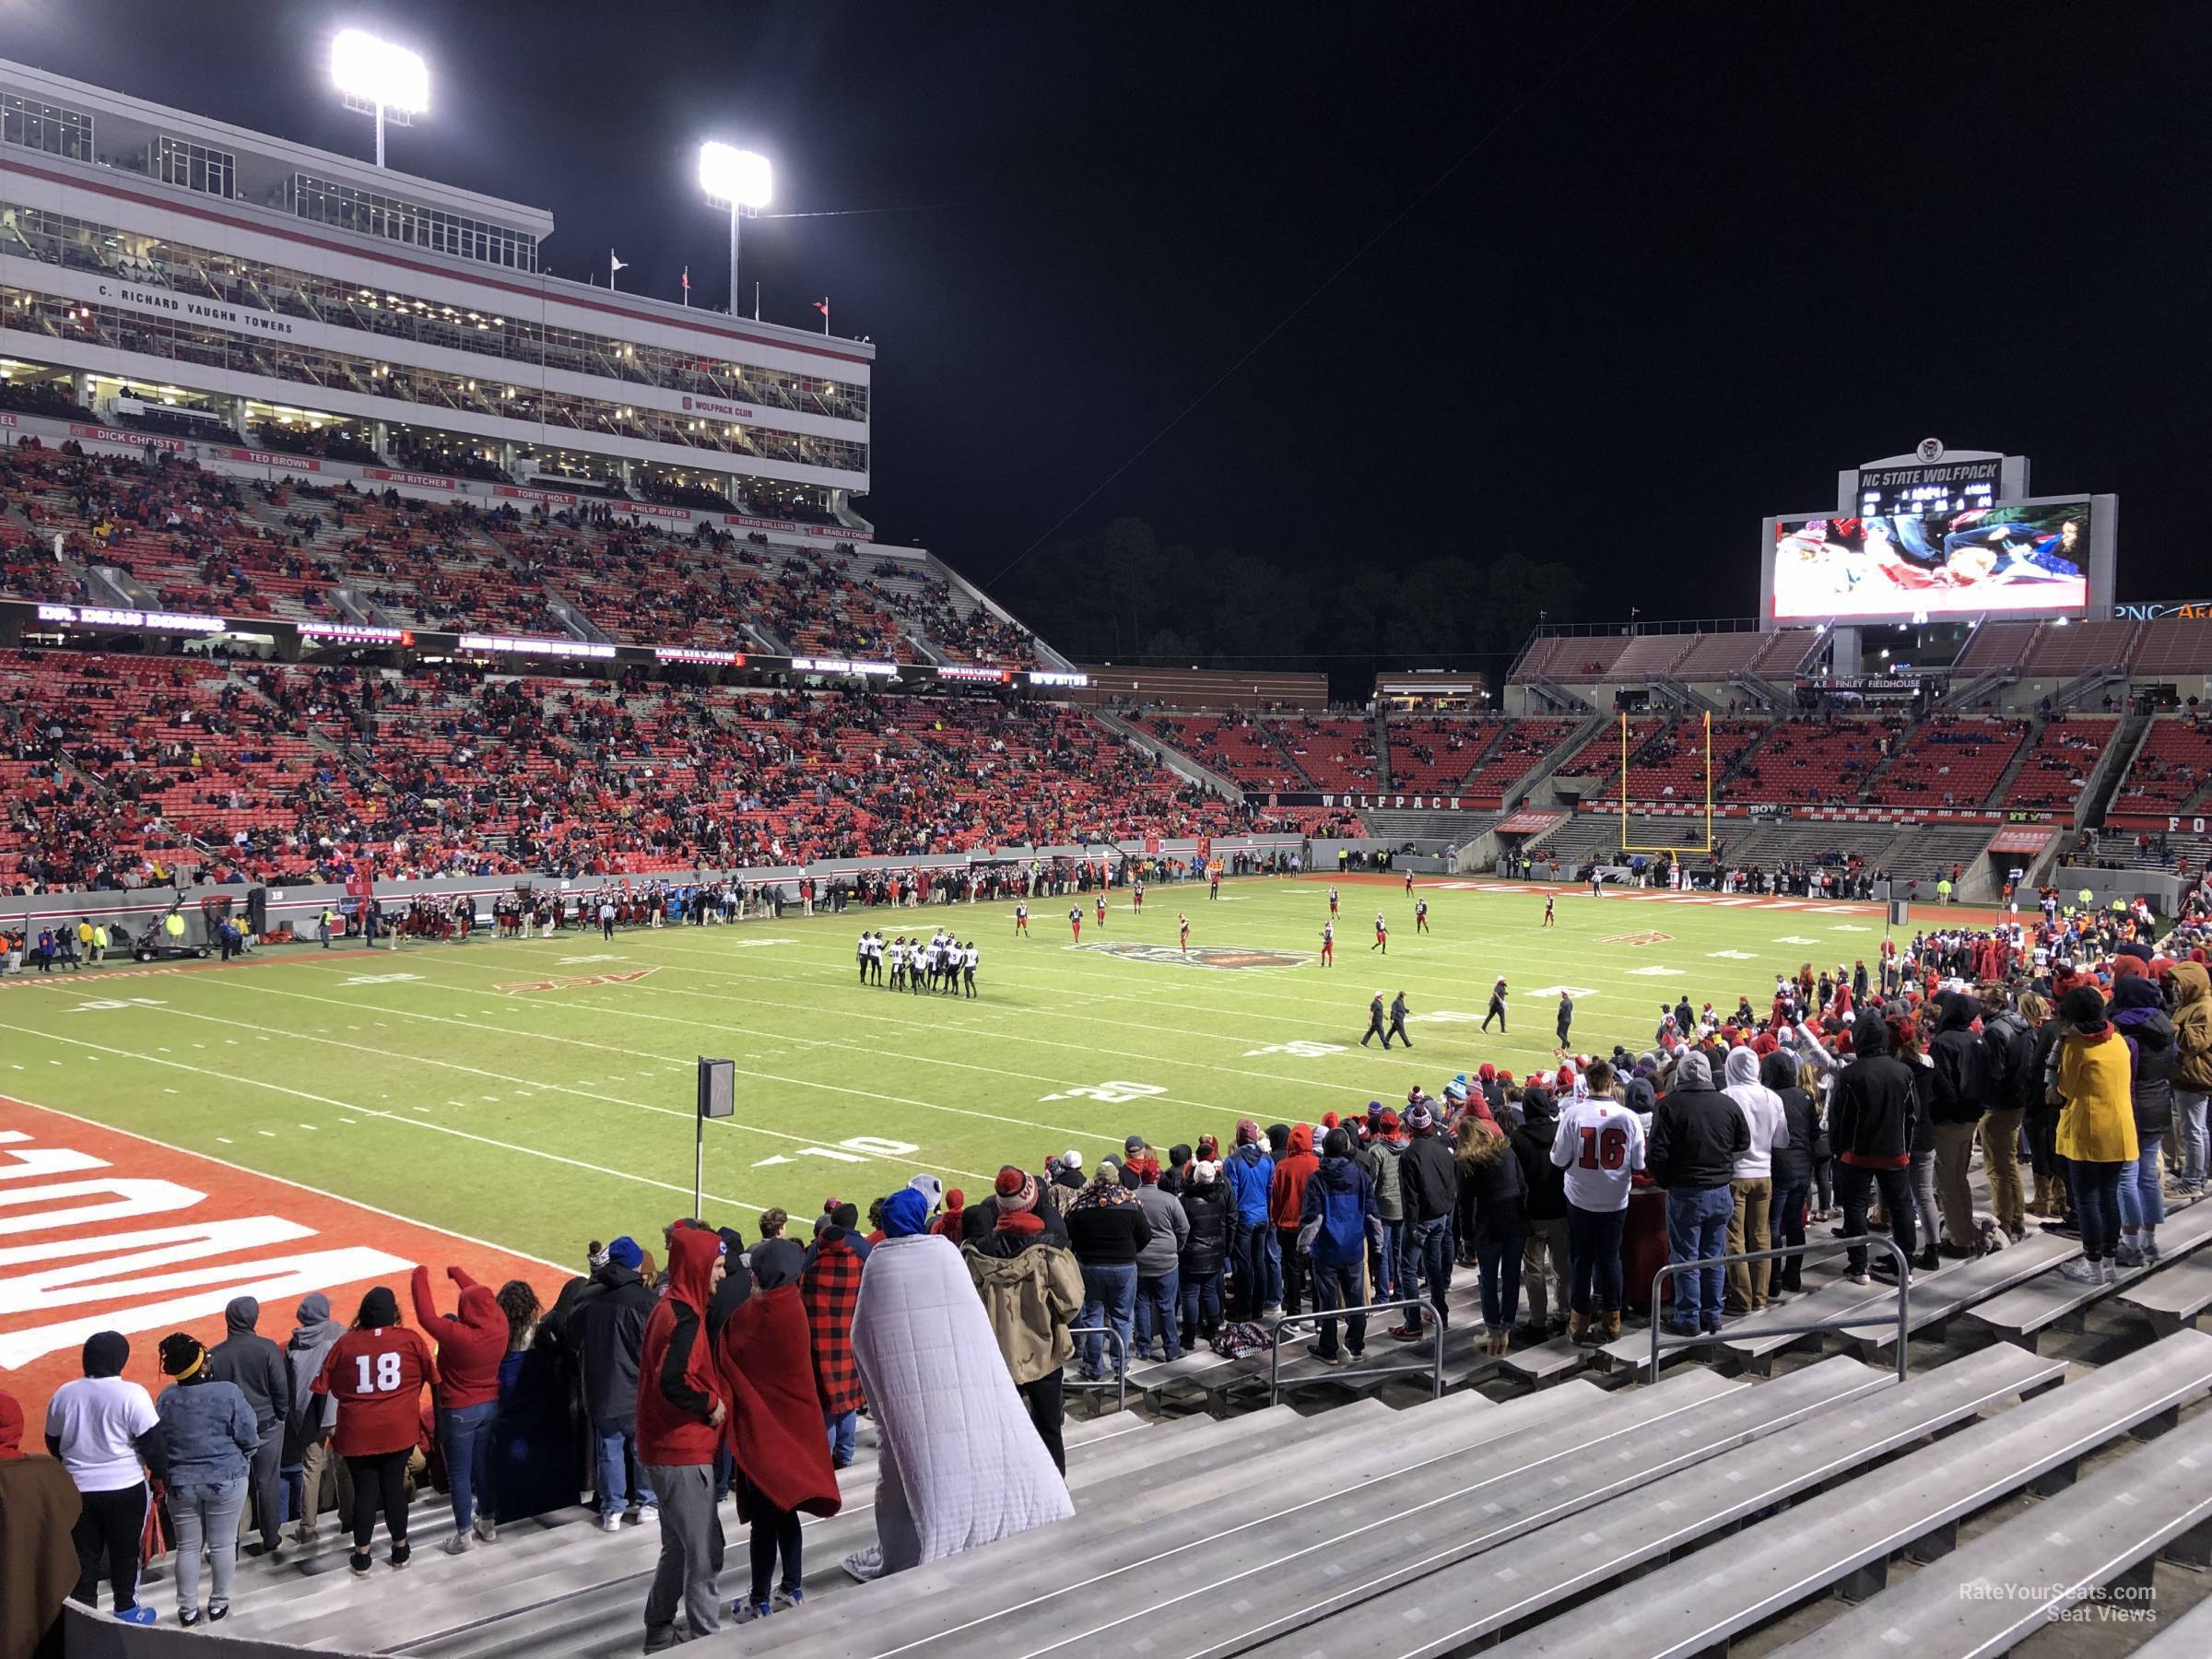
[1618,708,1714,855]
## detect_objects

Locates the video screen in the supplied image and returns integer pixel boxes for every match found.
[1772,503,2089,621]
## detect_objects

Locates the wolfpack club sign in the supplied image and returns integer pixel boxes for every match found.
[1074,942,1310,971]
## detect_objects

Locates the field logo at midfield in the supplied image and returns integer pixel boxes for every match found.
[1073,942,1311,971]
[1599,932,1673,947]
[498,968,660,994]
[1244,1041,1347,1058]
[1041,1081,1166,1105]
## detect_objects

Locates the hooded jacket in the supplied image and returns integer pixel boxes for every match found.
[1982,1007,2041,1116]
[1762,1051,1819,1188]
[637,1228,726,1466]
[1221,1140,1275,1227]
[573,1261,658,1422]
[411,1265,507,1411]
[2170,962,2212,1094]
[1927,992,1990,1126]
[963,1225,1085,1385]
[1297,1150,1379,1266]
[1267,1125,1320,1230]
[1722,1046,1790,1182]
[1829,1017,1916,1168]
[206,1295,292,1438]
[0,1387,81,1659]
[1508,1088,1570,1223]
[1647,1052,1749,1191]
[2112,976,2178,1142]
[282,1294,345,1460]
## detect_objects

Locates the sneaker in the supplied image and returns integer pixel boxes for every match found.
[389,1543,411,1570]
[441,1534,473,1556]
[1386,1324,1425,1342]
[772,1585,805,1612]
[731,1603,770,1624]
[2058,1258,2101,1284]
[114,1607,158,1628]
[643,1623,683,1653]
[179,1610,203,1630]
[2145,1240,2163,1265]
[1304,1342,1346,1365]
[473,1515,498,1543]
[600,1514,623,1534]
[624,1506,651,1526]
[350,1550,373,1578]
[2100,1259,2119,1285]
[1847,1270,1870,1286]
[2115,1243,2145,1268]
[207,1606,228,1624]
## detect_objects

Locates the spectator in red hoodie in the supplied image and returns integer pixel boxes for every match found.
[410,1265,507,1555]
[1268,1124,1320,1316]
[312,1288,435,1578]
[639,1227,729,1651]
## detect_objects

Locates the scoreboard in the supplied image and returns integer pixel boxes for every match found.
[1856,465,1998,519]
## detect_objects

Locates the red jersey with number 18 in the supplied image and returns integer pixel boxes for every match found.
[1549,1099,1648,1214]
[314,1324,437,1456]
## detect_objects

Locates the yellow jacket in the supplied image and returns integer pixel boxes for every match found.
[2055,1029,2138,1165]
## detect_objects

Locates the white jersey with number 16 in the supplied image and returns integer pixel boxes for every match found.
[1550,1099,1648,1213]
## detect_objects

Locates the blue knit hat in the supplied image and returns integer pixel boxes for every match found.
[606,1235,643,1269]
[881,1187,931,1238]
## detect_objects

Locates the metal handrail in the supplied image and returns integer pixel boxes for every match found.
[1267,1296,1443,1406]
[1064,1324,1128,1412]
[1648,1232,1912,1384]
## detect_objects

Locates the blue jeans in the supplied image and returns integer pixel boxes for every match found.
[1078,1262,1138,1377]
[1134,1270,1181,1360]
[2120,1135,2166,1233]
[825,1409,856,1466]
[1230,1220,1271,1317]
[593,1414,654,1518]
[1399,1216,1453,1328]
[442,1400,497,1530]
[2067,1159,2127,1262]
[2176,1093,2209,1189]
[1310,1259,1366,1359]
[1665,1186,1734,1333]
[1179,1268,1224,1342]
[1371,1218,1402,1303]
[1474,1230,1525,1331]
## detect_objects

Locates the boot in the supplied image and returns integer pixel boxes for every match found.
[1603,1309,1622,1341]
[1568,1311,1590,1347]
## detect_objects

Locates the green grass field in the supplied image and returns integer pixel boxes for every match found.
[0,877,1912,1263]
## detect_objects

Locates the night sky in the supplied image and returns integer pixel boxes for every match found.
[15,2,2207,685]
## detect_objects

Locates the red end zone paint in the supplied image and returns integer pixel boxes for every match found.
[0,1099,568,1417]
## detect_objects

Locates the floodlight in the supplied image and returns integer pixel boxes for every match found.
[698,144,771,210]
[698,144,773,317]
[333,30,428,166]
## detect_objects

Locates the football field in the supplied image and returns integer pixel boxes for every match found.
[0,873,1965,1270]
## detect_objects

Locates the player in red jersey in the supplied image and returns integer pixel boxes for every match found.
[1133,880,1145,913]
[313,1286,436,1575]
[1015,900,1030,935]
[1543,892,1556,927]
[1415,896,1430,935]
[1371,911,1388,954]
[1320,919,1335,965]
[1404,868,1415,897]
[1095,893,1107,929]
[1328,885,1340,915]
[1069,905,1082,942]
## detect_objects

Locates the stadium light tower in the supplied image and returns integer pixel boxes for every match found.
[332,29,429,168]
[698,143,771,316]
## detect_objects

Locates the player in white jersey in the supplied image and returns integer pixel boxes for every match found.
[888,936,909,991]
[1548,1065,1648,1345]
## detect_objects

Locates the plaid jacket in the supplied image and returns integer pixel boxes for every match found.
[799,1236,865,1415]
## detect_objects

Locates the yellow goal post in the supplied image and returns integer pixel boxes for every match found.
[1618,708,1714,855]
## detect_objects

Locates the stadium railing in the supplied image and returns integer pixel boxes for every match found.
[1268,1296,1445,1405]
[1650,1234,1911,1383]
[1064,1324,1129,1412]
